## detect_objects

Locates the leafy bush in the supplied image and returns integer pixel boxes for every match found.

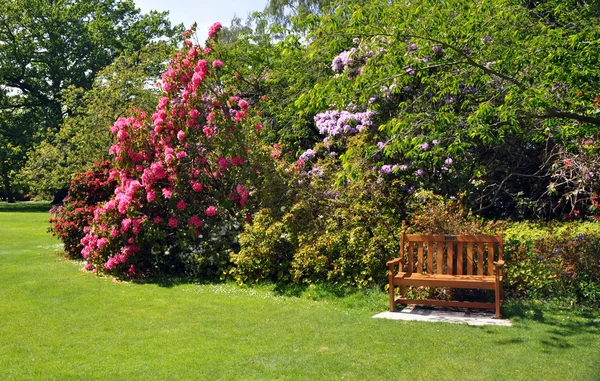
[48,161,117,259]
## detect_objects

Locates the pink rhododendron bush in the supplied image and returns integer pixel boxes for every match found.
[79,23,264,278]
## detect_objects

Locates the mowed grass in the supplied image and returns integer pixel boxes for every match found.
[1,204,599,380]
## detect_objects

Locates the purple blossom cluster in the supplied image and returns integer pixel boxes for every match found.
[299,148,316,162]
[314,110,375,137]
[331,46,375,76]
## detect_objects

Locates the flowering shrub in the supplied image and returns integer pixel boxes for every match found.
[48,161,117,259]
[78,23,264,278]
[504,222,600,305]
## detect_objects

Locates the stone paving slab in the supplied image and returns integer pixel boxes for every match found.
[372,305,512,326]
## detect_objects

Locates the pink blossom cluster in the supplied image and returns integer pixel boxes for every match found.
[79,22,259,278]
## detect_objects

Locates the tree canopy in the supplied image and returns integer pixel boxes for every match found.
[0,0,180,201]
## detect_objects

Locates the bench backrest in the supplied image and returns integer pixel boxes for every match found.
[400,233,503,276]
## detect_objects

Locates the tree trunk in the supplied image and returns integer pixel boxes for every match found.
[0,161,15,203]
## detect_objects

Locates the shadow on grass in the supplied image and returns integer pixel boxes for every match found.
[501,300,600,352]
[0,201,51,213]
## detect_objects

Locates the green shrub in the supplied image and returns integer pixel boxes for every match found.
[504,222,600,305]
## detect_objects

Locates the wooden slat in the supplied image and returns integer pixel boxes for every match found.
[457,242,464,275]
[417,242,424,273]
[395,298,496,310]
[408,243,414,275]
[427,241,434,274]
[477,243,484,276]
[488,243,494,275]
[437,242,443,274]
[393,275,496,289]
[403,234,501,243]
[447,242,454,275]
[467,243,474,275]
[498,233,504,261]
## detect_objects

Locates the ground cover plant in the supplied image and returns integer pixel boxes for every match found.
[1,206,600,380]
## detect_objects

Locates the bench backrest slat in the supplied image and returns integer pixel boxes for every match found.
[427,240,434,274]
[417,242,424,273]
[457,242,463,275]
[400,233,503,276]
[478,244,484,276]
[488,244,494,275]
[437,243,443,274]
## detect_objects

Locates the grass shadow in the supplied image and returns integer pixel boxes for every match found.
[0,201,51,213]
[504,300,600,351]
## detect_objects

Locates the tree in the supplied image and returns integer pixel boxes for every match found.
[22,43,175,199]
[0,0,181,201]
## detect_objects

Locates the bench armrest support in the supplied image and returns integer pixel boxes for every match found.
[387,257,403,276]
[494,260,505,278]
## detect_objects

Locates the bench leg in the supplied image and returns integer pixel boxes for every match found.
[495,280,502,319]
[400,286,406,298]
[389,282,395,312]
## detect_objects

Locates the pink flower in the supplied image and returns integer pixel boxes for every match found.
[128,265,136,278]
[189,215,203,227]
[162,188,173,199]
[238,99,249,109]
[153,216,164,224]
[176,151,187,159]
[176,200,187,210]
[203,126,215,137]
[231,156,245,166]
[192,182,203,192]
[84,262,93,271]
[121,218,132,232]
[116,130,129,141]
[212,60,223,68]
[147,190,156,202]
[97,237,109,250]
[206,206,217,216]
[110,227,119,238]
[168,217,178,228]
[217,157,229,169]
[177,130,186,142]
[189,109,199,119]
[208,22,222,39]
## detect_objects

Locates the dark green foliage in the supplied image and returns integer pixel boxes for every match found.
[0,0,181,201]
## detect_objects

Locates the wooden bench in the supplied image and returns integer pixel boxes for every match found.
[387,232,505,318]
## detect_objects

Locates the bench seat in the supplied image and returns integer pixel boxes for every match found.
[392,272,498,289]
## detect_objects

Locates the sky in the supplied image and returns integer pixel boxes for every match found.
[134,0,269,40]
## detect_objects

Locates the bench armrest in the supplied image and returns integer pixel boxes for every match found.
[386,258,402,266]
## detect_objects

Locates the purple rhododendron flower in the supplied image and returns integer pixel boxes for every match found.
[299,149,316,161]
[380,165,393,174]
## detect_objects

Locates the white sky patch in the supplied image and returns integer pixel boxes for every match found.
[133,0,268,40]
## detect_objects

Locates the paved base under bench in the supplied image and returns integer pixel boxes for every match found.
[373,305,512,326]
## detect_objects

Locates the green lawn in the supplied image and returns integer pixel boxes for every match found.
[1,204,599,380]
